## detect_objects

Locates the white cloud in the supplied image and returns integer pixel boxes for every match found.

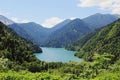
[70,17,76,20]
[11,17,29,23]
[77,0,120,14]
[42,17,64,28]
[20,19,29,23]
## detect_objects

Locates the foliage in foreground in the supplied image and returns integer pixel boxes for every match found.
[0,54,120,80]
[0,70,63,80]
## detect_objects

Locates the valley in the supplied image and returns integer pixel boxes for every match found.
[0,12,120,80]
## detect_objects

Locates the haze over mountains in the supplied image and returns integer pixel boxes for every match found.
[0,13,119,47]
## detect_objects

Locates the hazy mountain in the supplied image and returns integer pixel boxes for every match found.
[0,15,14,25]
[16,20,72,45]
[83,13,118,29]
[18,22,50,45]
[43,18,91,47]
[8,23,32,40]
[0,15,51,46]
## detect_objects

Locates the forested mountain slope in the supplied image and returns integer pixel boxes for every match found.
[75,19,120,61]
[43,19,91,47]
[66,28,102,51]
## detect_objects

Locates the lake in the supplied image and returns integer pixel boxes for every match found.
[34,47,81,62]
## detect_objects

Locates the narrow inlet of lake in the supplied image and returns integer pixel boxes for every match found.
[34,47,82,62]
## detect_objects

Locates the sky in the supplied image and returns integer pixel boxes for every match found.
[0,0,120,28]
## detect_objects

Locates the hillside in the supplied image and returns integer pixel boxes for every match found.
[0,21,42,63]
[0,15,35,43]
[43,19,91,47]
[66,28,102,51]
[75,19,120,61]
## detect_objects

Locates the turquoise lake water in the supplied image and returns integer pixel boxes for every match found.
[34,47,81,62]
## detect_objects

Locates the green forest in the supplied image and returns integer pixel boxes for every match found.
[0,18,120,80]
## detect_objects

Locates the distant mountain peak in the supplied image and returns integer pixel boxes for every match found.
[94,13,102,15]
[83,13,118,29]
[70,18,86,25]
[19,22,44,28]
[50,19,72,32]
[27,22,36,24]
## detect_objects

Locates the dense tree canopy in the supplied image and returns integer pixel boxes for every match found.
[67,19,120,62]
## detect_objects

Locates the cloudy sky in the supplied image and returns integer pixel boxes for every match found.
[0,0,119,28]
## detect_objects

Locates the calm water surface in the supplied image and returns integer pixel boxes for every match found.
[34,47,81,62]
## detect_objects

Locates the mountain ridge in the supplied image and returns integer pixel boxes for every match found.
[83,13,118,29]
[0,13,119,47]
[43,18,91,47]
